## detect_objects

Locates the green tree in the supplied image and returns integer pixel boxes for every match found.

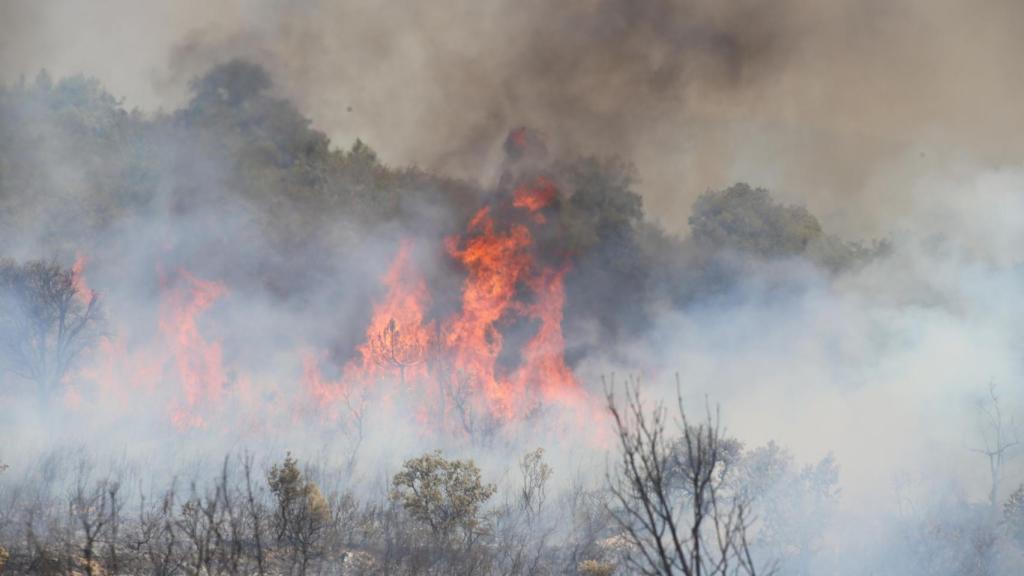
[267,453,331,575]
[391,450,497,542]
[688,183,886,272]
[689,183,823,258]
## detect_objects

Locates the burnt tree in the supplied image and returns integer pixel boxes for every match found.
[605,378,775,576]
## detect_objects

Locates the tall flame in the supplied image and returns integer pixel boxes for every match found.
[158,269,228,428]
[330,175,585,426]
[444,207,536,418]
[351,243,434,384]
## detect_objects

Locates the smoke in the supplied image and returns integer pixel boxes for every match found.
[5,0,1024,237]
[2,1,1024,572]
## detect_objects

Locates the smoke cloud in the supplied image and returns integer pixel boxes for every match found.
[1,1,1024,573]
[5,0,1024,237]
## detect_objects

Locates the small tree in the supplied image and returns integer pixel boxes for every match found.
[243,452,269,576]
[391,451,496,544]
[370,318,427,387]
[69,471,113,576]
[267,453,330,575]
[971,383,1019,510]
[519,448,553,518]
[605,379,774,576]
[0,259,101,398]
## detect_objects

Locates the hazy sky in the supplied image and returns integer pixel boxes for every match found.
[4,0,1024,239]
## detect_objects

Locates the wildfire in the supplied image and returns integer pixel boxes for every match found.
[158,269,228,429]
[66,258,207,427]
[352,243,435,385]
[69,147,589,435]
[325,175,585,426]
[73,262,264,431]
[444,207,535,418]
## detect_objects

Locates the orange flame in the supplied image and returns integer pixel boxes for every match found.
[335,176,585,426]
[303,243,435,423]
[513,176,558,222]
[158,269,228,429]
[350,243,434,382]
[70,176,588,436]
[71,253,95,304]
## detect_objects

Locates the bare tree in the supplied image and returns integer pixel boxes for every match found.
[340,392,367,478]
[68,469,111,576]
[428,331,499,440]
[214,456,246,575]
[605,378,774,576]
[243,452,269,576]
[176,482,223,576]
[104,479,123,575]
[138,481,184,576]
[971,382,1019,510]
[0,259,101,398]
[370,318,427,387]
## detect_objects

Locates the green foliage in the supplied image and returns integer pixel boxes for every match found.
[391,450,497,540]
[690,182,887,271]
[267,453,331,545]
[268,453,305,510]
[690,183,823,258]
[558,157,643,253]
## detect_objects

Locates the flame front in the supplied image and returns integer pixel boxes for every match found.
[325,176,585,427]
[71,177,588,434]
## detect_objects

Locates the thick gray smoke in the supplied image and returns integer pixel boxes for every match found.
[5,0,1024,236]
[1,1,1024,574]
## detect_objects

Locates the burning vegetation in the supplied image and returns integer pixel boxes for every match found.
[0,52,1021,576]
[306,170,586,433]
